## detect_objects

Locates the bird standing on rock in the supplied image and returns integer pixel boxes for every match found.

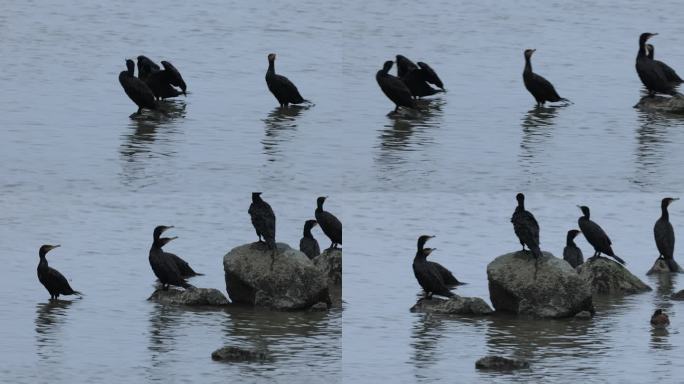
[636,33,679,96]
[315,196,342,249]
[149,226,193,290]
[577,205,625,264]
[37,244,82,300]
[654,197,679,272]
[151,225,202,278]
[249,192,277,251]
[412,235,456,299]
[119,59,157,116]
[563,229,584,268]
[300,219,321,259]
[511,193,542,258]
[376,60,416,113]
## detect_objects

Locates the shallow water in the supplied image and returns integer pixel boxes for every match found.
[3,0,684,382]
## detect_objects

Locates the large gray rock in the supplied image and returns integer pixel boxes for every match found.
[148,288,229,306]
[410,295,493,315]
[211,346,272,362]
[487,251,593,318]
[223,242,330,310]
[634,95,684,114]
[647,258,683,275]
[475,356,529,370]
[576,257,652,295]
[313,248,342,307]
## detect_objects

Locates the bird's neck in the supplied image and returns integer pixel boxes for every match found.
[566,237,576,247]
[267,61,275,74]
[661,205,670,221]
[414,250,426,260]
[303,227,314,238]
[638,41,648,58]
[524,57,532,73]
[38,256,48,268]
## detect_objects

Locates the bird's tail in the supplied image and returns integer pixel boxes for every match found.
[73,291,83,296]
[531,245,543,259]
[560,97,573,105]
[610,254,626,265]
[301,99,315,107]
[666,258,680,272]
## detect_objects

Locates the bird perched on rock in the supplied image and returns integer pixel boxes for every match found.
[249,192,276,250]
[412,235,457,299]
[299,219,320,259]
[376,61,416,113]
[651,309,670,328]
[654,197,679,272]
[37,244,82,300]
[315,196,342,249]
[151,225,202,278]
[149,226,193,290]
[577,205,625,264]
[511,193,542,258]
[119,59,157,116]
[563,229,584,268]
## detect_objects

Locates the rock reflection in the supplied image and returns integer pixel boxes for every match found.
[262,106,306,160]
[409,313,446,370]
[147,303,182,357]
[519,106,559,158]
[633,111,670,186]
[35,300,75,360]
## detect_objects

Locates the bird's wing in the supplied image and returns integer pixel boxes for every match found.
[417,62,444,89]
[531,73,562,99]
[161,61,187,90]
[47,267,74,293]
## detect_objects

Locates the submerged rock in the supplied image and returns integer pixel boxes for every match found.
[574,310,593,319]
[634,95,684,114]
[410,295,493,315]
[671,290,684,300]
[211,346,272,362]
[148,288,229,306]
[313,248,342,307]
[647,258,683,275]
[223,242,330,310]
[475,356,530,370]
[487,251,593,318]
[576,257,651,295]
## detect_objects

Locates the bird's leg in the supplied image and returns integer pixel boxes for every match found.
[329,242,334,250]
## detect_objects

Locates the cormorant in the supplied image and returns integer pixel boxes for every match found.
[299,219,321,259]
[412,235,455,299]
[636,33,678,96]
[395,55,418,78]
[119,59,157,115]
[137,55,160,81]
[315,196,342,249]
[577,205,625,264]
[37,245,82,300]
[523,49,569,106]
[646,44,683,85]
[654,197,679,272]
[146,71,184,100]
[161,61,187,94]
[651,309,670,327]
[402,67,444,98]
[265,53,308,107]
[511,193,542,258]
[376,61,416,113]
[563,229,584,268]
[151,225,202,278]
[149,226,192,290]
[417,62,445,90]
[248,192,276,250]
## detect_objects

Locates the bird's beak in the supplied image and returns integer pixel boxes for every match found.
[429,235,436,239]
[576,205,582,209]
[51,245,61,250]
[313,221,319,227]
[531,49,536,53]
[168,236,178,241]
[673,198,680,201]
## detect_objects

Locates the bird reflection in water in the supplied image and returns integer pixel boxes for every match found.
[378,98,444,153]
[409,313,446,371]
[148,303,182,358]
[119,101,186,185]
[262,105,307,160]
[35,300,75,360]
[633,111,675,186]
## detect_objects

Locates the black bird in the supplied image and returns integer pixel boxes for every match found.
[146,71,184,100]
[137,55,160,81]
[577,206,625,264]
[161,61,187,94]
[417,62,445,90]
[636,33,678,96]
[315,196,342,249]
[119,59,157,115]
[37,245,82,300]
[412,235,455,299]
[654,197,679,272]
[149,226,192,290]
[265,53,307,107]
[563,229,584,268]
[402,67,444,98]
[396,55,418,78]
[523,49,569,106]
[300,219,321,259]
[151,225,202,278]
[646,44,683,85]
[511,193,542,258]
[376,61,416,113]
[248,192,277,250]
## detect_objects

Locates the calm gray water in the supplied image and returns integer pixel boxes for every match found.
[2,0,684,382]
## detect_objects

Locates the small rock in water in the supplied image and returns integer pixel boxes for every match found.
[647,258,683,275]
[671,290,684,300]
[574,311,592,319]
[148,288,229,306]
[475,356,530,371]
[576,257,651,295]
[211,346,272,362]
[410,295,493,315]
[634,95,684,114]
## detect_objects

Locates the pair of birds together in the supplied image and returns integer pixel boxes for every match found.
[376,55,446,113]
[118,55,187,115]
[248,193,342,253]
